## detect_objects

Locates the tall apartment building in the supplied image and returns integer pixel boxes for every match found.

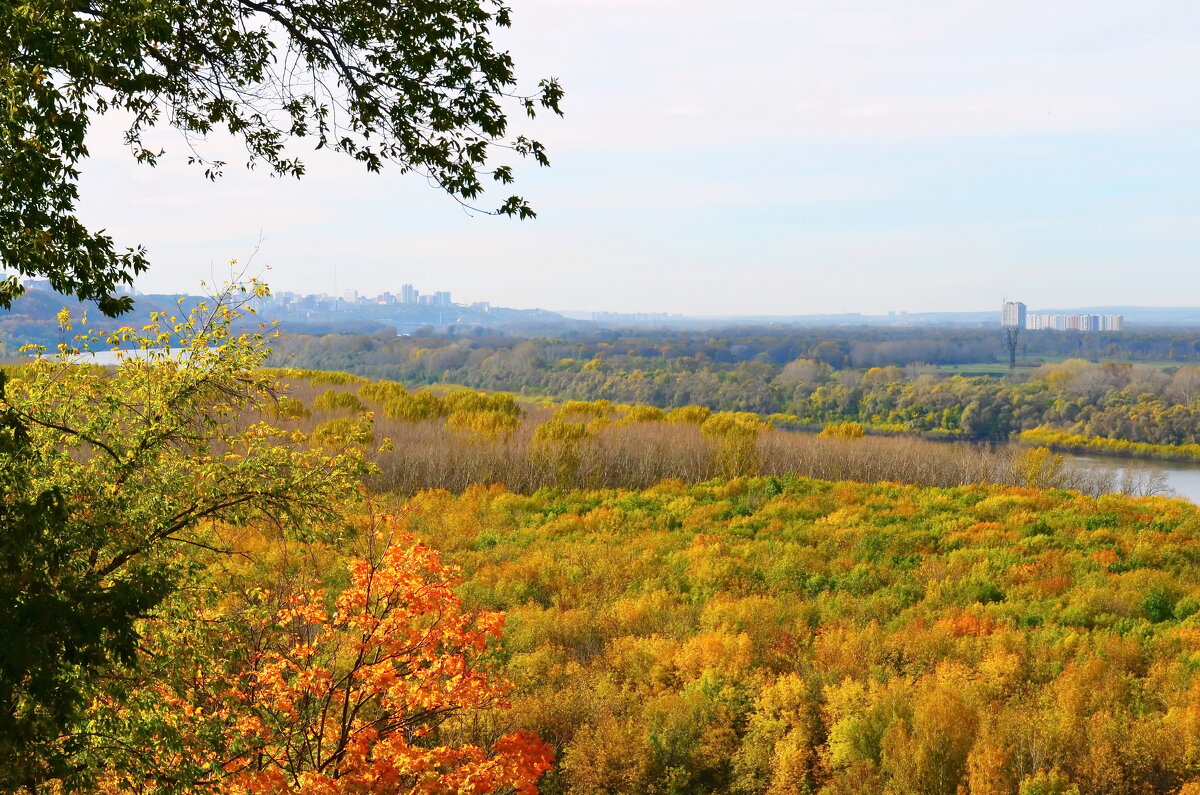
[433,290,452,306]
[401,284,417,304]
[1001,301,1027,328]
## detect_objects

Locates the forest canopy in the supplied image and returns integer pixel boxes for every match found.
[263,328,1200,450]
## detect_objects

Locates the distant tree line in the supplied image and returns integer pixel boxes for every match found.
[267,329,1200,446]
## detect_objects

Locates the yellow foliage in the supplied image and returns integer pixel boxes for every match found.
[1017,769,1080,795]
[618,405,666,424]
[357,380,407,404]
[444,409,520,442]
[383,390,447,421]
[1015,446,1068,489]
[819,421,865,440]
[675,632,754,679]
[702,412,767,478]
[556,399,613,420]
[312,388,365,413]
[666,405,712,425]
[966,721,1016,795]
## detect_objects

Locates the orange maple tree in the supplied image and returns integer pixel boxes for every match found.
[93,514,552,794]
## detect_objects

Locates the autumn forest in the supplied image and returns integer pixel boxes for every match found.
[5,0,1200,791]
[3,286,1200,794]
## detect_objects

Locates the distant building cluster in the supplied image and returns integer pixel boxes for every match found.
[20,278,53,294]
[266,283,484,313]
[1001,301,1123,332]
[338,284,453,307]
[591,311,672,325]
[9,275,143,296]
[1026,313,1124,332]
[8,274,504,321]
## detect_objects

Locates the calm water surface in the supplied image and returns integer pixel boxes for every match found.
[1065,454,1200,504]
[78,348,213,365]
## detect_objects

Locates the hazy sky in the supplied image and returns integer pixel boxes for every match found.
[78,0,1200,315]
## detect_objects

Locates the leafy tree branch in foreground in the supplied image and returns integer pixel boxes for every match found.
[0,282,376,788]
[0,0,563,314]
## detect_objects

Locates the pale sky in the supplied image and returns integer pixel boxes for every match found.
[77,0,1200,315]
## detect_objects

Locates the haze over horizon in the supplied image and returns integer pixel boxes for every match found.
[75,0,1200,316]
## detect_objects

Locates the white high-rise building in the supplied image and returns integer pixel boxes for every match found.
[1001,301,1026,328]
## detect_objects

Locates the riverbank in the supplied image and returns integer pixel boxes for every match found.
[1018,427,1200,464]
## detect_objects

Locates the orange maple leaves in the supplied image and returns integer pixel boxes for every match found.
[105,515,552,794]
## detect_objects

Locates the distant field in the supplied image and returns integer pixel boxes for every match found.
[932,357,1181,376]
[930,361,1034,376]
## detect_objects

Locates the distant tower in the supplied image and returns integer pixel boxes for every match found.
[1000,301,1026,373]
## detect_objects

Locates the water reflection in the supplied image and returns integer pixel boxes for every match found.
[1065,454,1200,504]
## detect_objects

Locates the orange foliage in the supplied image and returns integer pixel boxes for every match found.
[937,608,999,638]
[103,516,552,794]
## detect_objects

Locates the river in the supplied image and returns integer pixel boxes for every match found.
[1063,453,1200,504]
[71,348,215,365]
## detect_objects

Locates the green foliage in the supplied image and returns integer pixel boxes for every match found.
[1144,586,1177,623]
[0,283,369,788]
[1,0,563,313]
[0,389,172,787]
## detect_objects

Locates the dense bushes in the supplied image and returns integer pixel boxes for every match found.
[271,374,1161,498]
[398,478,1200,794]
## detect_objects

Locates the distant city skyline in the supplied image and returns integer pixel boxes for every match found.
[13,274,1175,326]
[67,0,1200,316]
[1003,300,1124,331]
